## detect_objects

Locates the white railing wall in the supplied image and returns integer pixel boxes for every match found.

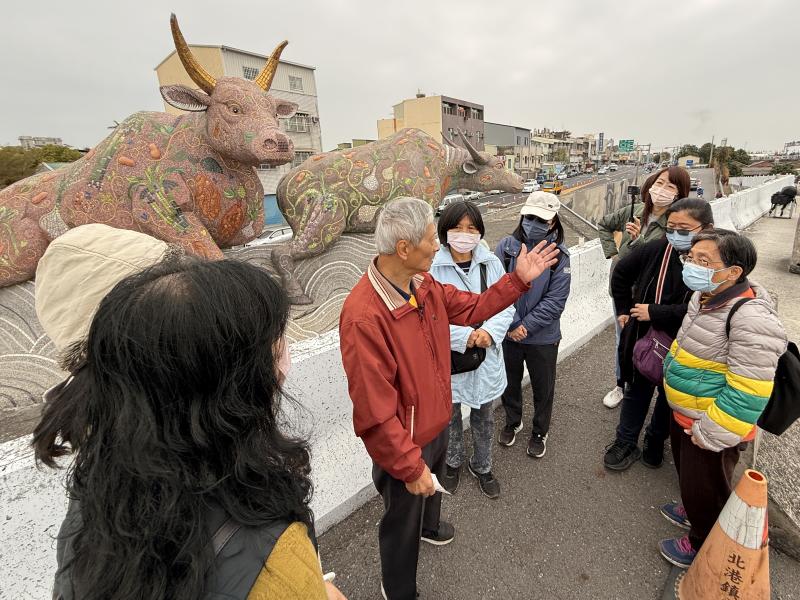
[712,175,794,231]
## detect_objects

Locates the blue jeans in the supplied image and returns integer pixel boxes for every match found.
[446,402,494,474]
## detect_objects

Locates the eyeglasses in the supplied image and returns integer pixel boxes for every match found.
[665,225,701,236]
[679,254,725,268]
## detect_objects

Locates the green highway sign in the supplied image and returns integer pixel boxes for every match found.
[619,139,634,152]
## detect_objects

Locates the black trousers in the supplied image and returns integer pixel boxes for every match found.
[615,373,670,446]
[501,340,559,436]
[670,418,741,550]
[372,427,448,600]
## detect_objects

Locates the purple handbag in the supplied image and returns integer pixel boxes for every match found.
[632,243,675,385]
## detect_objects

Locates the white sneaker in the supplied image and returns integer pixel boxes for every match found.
[603,386,623,408]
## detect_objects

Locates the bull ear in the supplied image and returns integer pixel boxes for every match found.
[160,85,211,112]
[462,161,478,175]
[275,100,298,118]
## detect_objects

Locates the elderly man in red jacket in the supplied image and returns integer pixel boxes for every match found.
[339,196,559,600]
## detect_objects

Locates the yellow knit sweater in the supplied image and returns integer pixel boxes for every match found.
[246,522,327,599]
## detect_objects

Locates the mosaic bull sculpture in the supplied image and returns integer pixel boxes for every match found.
[0,14,297,287]
[273,129,523,303]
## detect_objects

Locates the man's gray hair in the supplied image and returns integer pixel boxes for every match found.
[374,197,434,255]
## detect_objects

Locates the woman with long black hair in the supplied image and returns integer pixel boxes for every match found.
[33,225,345,600]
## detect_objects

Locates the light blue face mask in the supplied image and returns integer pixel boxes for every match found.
[681,262,729,292]
[666,230,696,251]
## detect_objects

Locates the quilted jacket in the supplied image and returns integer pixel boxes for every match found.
[663,280,787,451]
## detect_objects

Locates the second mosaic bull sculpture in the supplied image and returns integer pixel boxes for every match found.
[273,129,523,303]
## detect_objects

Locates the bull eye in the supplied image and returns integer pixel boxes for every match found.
[228,103,242,115]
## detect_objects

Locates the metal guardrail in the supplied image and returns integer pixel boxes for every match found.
[560,202,599,231]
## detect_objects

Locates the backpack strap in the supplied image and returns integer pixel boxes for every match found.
[479,262,487,293]
[725,297,754,337]
[211,518,241,557]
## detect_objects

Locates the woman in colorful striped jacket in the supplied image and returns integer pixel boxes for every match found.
[658,229,787,569]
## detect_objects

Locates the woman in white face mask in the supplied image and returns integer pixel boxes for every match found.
[598,166,691,409]
[429,201,515,499]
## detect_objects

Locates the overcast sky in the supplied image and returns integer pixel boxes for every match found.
[2,0,797,153]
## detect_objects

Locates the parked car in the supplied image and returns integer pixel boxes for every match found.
[609,163,619,171]
[541,180,563,195]
[244,226,293,248]
[598,166,608,175]
[556,172,568,181]
[522,180,540,193]
[690,177,699,191]
[536,173,547,184]
[437,193,465,215]
[462,190,483,201]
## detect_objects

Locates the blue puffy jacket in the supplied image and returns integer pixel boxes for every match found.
[495,235,571,345]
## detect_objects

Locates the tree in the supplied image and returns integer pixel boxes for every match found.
[0,146,40,187]
[711,146,734,195]
[677,144,700,158]
[770,163,797,175]
[0,144,81,187]
[732,148,751,165]
[651,152,662,163]
[728,163,743,177]
[699,142,713,164]
[37,144,82,163]
[552,148,568,163]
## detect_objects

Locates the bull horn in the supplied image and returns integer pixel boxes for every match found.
[170,14,216,94]
[441,132,458,148]
[254,40,289,91]
[459,129,488,165]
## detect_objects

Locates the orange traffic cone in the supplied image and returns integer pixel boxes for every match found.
[676,469,770,599]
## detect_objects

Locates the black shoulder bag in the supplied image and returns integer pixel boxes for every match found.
[450,263,488,375]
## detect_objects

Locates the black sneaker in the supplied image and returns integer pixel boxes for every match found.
[441,464,461,494]
[527,433,548,458]
[497,422,523,446]
[641,435,664,469]
[421,521,455,546]
[603,440,641,471]
[467,461,500,499]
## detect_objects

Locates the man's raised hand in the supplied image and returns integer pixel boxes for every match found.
[513,240,560,284]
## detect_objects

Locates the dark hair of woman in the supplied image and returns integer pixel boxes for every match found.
[640,171,659,204]
[640,166,692,226]
[666,197,714,227]
[437,200,486,243]
[512,213,565,246]
[33,257,313,600]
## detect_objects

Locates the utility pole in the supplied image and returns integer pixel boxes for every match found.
[708,135,715,167]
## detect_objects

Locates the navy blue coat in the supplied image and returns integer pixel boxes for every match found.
[495,235,571,345]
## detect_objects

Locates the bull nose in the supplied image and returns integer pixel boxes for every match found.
[263,138,292,153]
